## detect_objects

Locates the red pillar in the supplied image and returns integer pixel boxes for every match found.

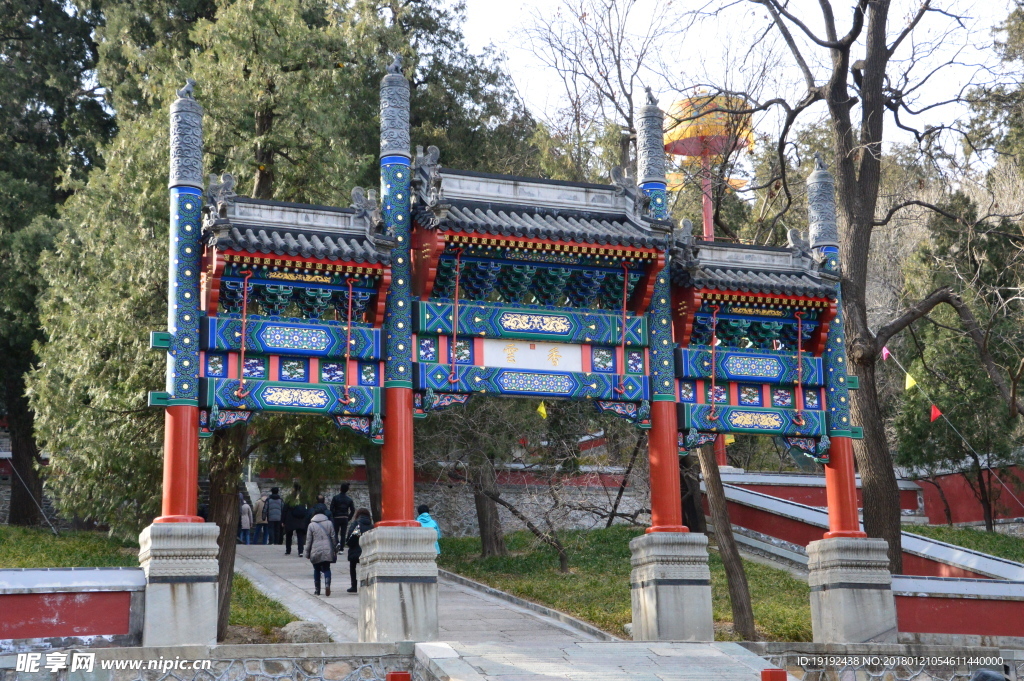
[378,387,418,527]
[647,401,688,533]
[714,435,728,466]
[154,405,203,523]
[823,435,866,538]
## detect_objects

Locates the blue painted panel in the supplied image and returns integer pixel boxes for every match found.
[415,301,647,346]
[202,316,381,360]
[675,347,823,386]
[201,378,380,416]
[413,363,649,401]
[678,403,826,437]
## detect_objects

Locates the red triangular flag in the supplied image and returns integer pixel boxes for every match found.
[881,346,891,360]
[930,405,942,422]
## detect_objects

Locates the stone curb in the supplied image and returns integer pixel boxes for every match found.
[436,569,621,642]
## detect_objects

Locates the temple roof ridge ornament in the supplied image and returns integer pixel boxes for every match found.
[636,88,667,186]
[380,54,410,159]
[413,145,449,227]
[206,173,237,217]
[807,151,839,250]
[169,79,203,189]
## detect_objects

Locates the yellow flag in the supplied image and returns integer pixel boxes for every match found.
[905,373,917,390]
[537,401,547,419]
[724,434,736,445]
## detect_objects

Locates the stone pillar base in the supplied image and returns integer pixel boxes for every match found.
[358,526,438,643]
[808,537,897,643]
[629,531,714,641]
[138,522,220,647]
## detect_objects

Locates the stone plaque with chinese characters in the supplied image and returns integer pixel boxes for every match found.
[481,339,582,372]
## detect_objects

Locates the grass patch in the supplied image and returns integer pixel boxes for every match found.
[903,524,1024,563]
[0,525,138,568]
[228,575,297,634]
[437,525,811,641]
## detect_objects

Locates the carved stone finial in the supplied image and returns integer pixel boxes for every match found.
[787,228,812,258]
[351,186,383,233]
[169,81,203,189]
[610,165,635,196]
[636,98,667,185]
[645,86,657,106]
[807,153,839,250]
[380,56,410,158]
[206,173,237,215]
[677,218,694,242]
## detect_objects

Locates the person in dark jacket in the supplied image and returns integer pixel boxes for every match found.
[284,493,309,556]
[344,508,373,593]
[308,493,330,520]
[330,483,356,546]
[263,488,284,544]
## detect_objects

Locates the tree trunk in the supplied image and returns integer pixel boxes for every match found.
[5,372,43,527]
[364,444,383,523]
[680,453,707,534]
[698,443,756,640]
[252,81,276,201]
[975,466,994,533]
[606,436,644,529]
[847,356,903,573]
[208,425,247,641]
[920,478,953,526]
[484,489,569,573]
[470,456,506,557]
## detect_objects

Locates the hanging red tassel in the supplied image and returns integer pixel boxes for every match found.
[930,404,942,422]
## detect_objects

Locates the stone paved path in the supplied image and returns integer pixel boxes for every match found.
[416,641,796,680]
[235,545,603,644]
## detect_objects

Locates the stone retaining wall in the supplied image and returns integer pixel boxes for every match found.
[250,479,650,538]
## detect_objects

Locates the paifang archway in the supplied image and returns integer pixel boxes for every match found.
[144,60,873,646]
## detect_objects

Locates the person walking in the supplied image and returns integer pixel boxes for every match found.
[344,508,373,593]
[238,493,254,545]
[416,504,442,555]
[284,492,309,556]
[253,491,269,545]
[304,508,337,596]
[330,483,355,547]
[263,487,284,545]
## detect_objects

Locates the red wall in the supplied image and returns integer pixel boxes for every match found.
[919,467,1024,525]
[896,594,1024,637]
[735,484,919,512]
[715,498,990,578]
[0,592,131,639]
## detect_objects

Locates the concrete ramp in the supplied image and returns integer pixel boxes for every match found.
[415,641,795,681]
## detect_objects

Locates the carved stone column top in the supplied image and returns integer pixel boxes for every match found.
[636,98,667,186]
[380,55,411,159]
[169,80,204,190]
[138,523,220,579]
[806,537,892,588]
[629,531,711,578]
[359,526,439,578]
[807,152,839,250]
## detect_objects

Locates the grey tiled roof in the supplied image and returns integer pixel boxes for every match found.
[416,200,666,249]
[671,241,835,298]
[206,197,391,264]
[211,224,390,264]
[676,265,835,298]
